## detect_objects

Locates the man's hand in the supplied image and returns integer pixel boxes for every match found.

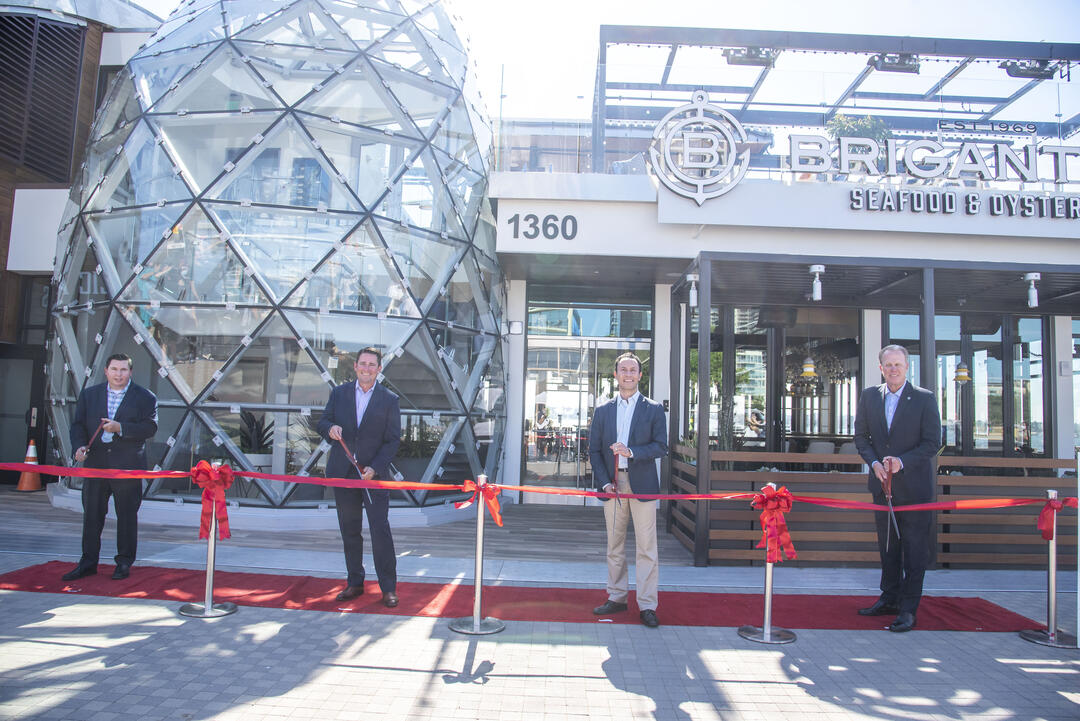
[603,482,615,494]
[74,446,88,462]
[328,424,343,441]
[101,419,121,434]
[883,456,902,473]
[609,442,631,458]
[872,460,889,484]
[361,466,375,481]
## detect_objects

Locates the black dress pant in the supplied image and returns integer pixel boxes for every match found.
[81,476,142,566]
[873,494,933,614]
[333,485,397,592]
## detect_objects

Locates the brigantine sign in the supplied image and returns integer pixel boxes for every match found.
[648,91,1079,228]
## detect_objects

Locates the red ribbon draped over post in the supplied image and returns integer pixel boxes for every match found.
[190,460,234,540]
[1037,497,1080,540]
[455,478,503,527]
[752,485,797,563]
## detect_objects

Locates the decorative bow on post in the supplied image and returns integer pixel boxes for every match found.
[1037,497,1078,540]
[752,484,797,563]
[455,478,503,527]
[190,460,234,540]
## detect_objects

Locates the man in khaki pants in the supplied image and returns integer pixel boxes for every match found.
[588,352,669,627]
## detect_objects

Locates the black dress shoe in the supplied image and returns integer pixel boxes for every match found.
[858,598,899,616]
[592,599,628,615]
[888,612,916,632]
[111,563,131,580]
[381,591,399,608]
[61,563,97,581]
[335,585,365,601]
[639,609,660,628]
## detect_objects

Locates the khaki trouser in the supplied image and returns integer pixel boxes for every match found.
[602,471,658,611]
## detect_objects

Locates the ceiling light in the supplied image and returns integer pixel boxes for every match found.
[868,53,920,74]
[1024,272,1040,308]
[723,47,778,68]
[1000,59,1056,80]
[809,265,824,302]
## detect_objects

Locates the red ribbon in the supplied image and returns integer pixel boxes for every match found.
[455,478,503,527]
[752,485,797,563]
[190,460,234,540]
[1037,497,1079,540]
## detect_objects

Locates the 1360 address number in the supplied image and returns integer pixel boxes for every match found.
[506,213,578,240]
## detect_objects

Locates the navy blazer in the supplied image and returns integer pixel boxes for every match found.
[70,381,158,470]
[318,382,401,480]
[853,381,942,504]
[588,394,669,494]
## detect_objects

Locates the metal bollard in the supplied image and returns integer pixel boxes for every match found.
[1019,489,1077,649]
[449,474,505,635]
[738,483,795,645]
[179,483,238,619]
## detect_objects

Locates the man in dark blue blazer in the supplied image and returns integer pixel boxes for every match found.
[854,344,942,632]
[63,353,158,581]
[318,347,402,607]
[588,352,669,628]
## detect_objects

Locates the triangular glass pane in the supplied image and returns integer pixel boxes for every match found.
[427,322,487,393]
[129,44,218,112]
[470,352,506,479]
[460,70,493,158]
[377,60,457,134]
[152,44,285,114]
[301,114,421,209]
[67,304,112,377]
[119,303,270,402]
[422,252,484,331]
[85,202,192,293]
[152,112,283,194]
[55,221,107,306]
[47,331,82,404]
[412,15,468,87]
[283,310,417,385]
[91,71,146,143]
[220,0,282,37]
[209,204,360,302]
[374,220,464,313]
[85,121,194,213]
[208,312,331,406]
[206,120,361,212]
[295,60,408,134]
[324,4,404,48]
[146,406,189,470]
[428,98,483,169]
[133,7,227,59]
[471,201,497,262]
[383,148,465,238]
[235,0,354,50]
[472,249,505,329]
[80,118,139,201]
[381,325,455,411]
[366,26,451,86]
[119,205,270,305]
[286,220,421,317]
[432,146,486,229]
[234,40,354,106]
[98,309,187,404]
[393,412,462,488]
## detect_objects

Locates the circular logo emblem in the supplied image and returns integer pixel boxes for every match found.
[648,90,750,205]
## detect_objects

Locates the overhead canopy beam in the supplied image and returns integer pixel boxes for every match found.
[826,65,874,121]
[660,43,679,86]
[923,57,974,98]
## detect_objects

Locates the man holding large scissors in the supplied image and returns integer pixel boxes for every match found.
[319,347,401,608]
[854,344,942,632]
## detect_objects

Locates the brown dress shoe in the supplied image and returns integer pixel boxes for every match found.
[335,585,365,602]
[381,591,399,608]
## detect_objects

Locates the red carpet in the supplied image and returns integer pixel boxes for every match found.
[0,561,1039,632]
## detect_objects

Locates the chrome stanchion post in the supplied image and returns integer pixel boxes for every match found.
[738,484,795,645]
[179,462,238,619]
[449,474,505,635]
[1019,489,1076,648]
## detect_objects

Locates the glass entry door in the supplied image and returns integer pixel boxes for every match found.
[523,338,651,505]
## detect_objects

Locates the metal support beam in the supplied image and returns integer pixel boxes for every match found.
[920,269,937,395]
[694,259,712,567]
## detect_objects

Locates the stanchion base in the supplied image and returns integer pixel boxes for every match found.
[448,616,505,635]
[179,601,238,618]
[737,625,797,644]
[1019,628,1078,649]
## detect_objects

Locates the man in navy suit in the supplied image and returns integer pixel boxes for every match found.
[588,352,669,628]
[854,344,942,632]
[318,347,402,607]
[63,353,158,581]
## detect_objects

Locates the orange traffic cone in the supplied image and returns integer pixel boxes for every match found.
[15,440,44,492]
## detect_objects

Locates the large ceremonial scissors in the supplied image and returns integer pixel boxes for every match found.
[883,465,901,551]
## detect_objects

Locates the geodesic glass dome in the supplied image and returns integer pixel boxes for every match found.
[49,0,506,508]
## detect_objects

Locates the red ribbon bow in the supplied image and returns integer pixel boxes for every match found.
[190,460,234,540]
[752,485,797,563]
[455,478,503,527]
[1037,497,1079,541]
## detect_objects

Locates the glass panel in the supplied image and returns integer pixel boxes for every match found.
[91,71,146,143]
[382,148,465,237]
[294,57,406,130]
[1073,319,1080,452]
[378,221,465,312]
[102,312,188,405]
[393,412,458,485]
[324,4,405,49]
[412,12,467,85]
[971,317,1003,453]
[425,260,481,330]
[1013,317,1045,455]
[785,307,860,448]
[235,0,353,50]
[430,98,483,170]
[151,45,284,114]
[207,313,331,407]
[134,6,226,59]
[283,311,416,385]
[527,303,652,338]
[128,45,217,112]
[935,315,962,453]
[735,309,767,450]
[85,203,192,294]
[55,223,112,307]
[436,146,485,224]
[209,204,359,302]
[380,326,453,411]
[302,115,422,209]
[85,120,194,213]
[380,63,456,133]
[887,312,921,384]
